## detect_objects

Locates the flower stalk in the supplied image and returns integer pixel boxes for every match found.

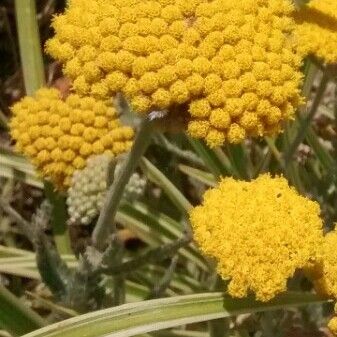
[92,116,155,250]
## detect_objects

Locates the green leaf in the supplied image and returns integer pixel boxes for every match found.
[225,144,251,179]
[0,245,34,258]
[116,202,208,271]
[178,164,217,187]
[188,139,230,178]
[0,152,43,188]
[306,127,337,175]
[20,292,325,337]
[0,250,77,280]
[140,158,192,215]
[14,0,45,94]
[0,249,152,304]
[0,285,45,336]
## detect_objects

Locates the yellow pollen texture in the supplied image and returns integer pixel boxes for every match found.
[10,88,134,189]
[294,0,337,64]
[308,229,337,300]
[47,0,302,147]
[190,174,323,302]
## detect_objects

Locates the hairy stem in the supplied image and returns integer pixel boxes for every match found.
[92,117,154,250]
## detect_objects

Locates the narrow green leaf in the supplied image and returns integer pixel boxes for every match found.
[188,139,230,178]
[306,127,337,175]
[0,252,153,304]
[116,202,207,271]
[0,254,77,280]
[0,285,45,336]
[0,245,34,258]
[178,164,217,187]
[20,292,325,337]
[14,0,45,95]
[140,158,192,215]
[25,291,79,318]
[225,144,251,179]
[284,72,329,166]
[0,153,43,188]
[138,265,201,293]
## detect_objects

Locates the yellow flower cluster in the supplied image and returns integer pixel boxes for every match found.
[308,229,337,299]
[10,88,134,189]
[46,0,302,147]
[294,0,337,64]
[304,228,337,336]
[190,174,323,302]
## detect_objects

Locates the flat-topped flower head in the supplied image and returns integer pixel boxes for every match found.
[10,88,134,189]
[47,0,302,147]
[294,0,337,64]
[190,174,323,302]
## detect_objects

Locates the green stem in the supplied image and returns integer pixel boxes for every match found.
[99,237,190,276]
[155,134,204,167]
[284,72,329,166]
[265,137,282,165]
[14,0,45,95]
[92,117,154,250]
[283,126,305,194]
[0,284,45,336]
[44,183,72,255]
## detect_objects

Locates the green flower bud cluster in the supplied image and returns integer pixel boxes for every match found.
[115,165,147,202]
[67,154,146,225]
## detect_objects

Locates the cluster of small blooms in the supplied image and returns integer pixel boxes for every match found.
[67,155,110,225]
[47,0,302,147]
[190,174,323,302]
[67,154,146,225]
[308,229,337,299]
[305,228,337,336]
[10,88,134,189]
[294,0,337,64]
[115,163,147,201]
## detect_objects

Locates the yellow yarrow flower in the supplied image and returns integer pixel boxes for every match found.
[307,229,337,299]
[190,174,323,302]
[47,0,302,147]
[294,0,337,64]
[10,88,134,189]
